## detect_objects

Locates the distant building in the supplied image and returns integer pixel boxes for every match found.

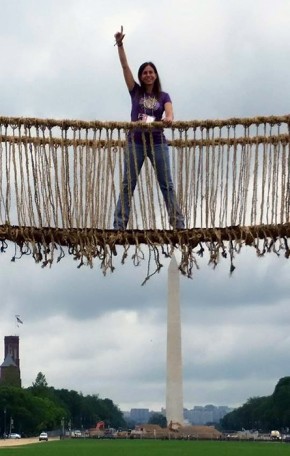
[130,408,150,424]
[184,404,233,424]
[123,404,233,426]
[0,336,21,387]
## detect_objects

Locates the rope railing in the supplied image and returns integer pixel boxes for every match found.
[0,115,289,279]
[1,113,290,129]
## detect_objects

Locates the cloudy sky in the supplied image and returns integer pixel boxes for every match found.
[1,0,290,414]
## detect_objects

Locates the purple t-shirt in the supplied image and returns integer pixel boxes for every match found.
[128,82,171,145]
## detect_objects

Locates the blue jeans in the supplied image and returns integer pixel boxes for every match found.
[113,143,185,229]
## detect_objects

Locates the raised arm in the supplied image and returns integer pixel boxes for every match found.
[114,26,135,91]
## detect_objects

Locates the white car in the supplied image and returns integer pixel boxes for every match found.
[74,430,82,438]
[39,432,48,441]
[8,433,21,439]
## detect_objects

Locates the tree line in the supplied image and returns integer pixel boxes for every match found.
[221,377,290,432]
[0,372,126,436]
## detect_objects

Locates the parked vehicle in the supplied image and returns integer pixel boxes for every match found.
[8,433,21,439]
[39,432,48,441]
[270,430,282,440]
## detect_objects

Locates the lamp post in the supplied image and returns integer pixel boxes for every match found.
[61,417,65,439]
[9,417,13,435]
[4,409,6,438]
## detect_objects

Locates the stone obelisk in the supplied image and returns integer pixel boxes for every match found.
[166,255,184,425]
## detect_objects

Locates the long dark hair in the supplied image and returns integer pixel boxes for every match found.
[137,62,162,99]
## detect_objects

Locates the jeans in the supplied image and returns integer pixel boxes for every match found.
[113,142,185,229]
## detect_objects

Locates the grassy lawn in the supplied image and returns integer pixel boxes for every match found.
[0,439,289,455]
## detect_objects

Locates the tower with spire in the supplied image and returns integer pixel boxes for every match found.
[0,336,21,387]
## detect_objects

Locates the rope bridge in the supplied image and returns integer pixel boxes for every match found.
[0,115,289,280]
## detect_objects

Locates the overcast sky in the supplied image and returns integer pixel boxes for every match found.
[1,0,290,414]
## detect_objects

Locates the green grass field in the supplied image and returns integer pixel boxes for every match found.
[0,439,289,456]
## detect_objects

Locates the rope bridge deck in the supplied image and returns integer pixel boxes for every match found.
[0,115,289,280]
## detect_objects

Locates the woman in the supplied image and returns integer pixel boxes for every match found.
[113,26,185,230]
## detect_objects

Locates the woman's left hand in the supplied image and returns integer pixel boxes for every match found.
[162,118,173,126]
[114,25,125,45]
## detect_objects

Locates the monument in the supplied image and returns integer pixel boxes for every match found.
[166,255,184,425]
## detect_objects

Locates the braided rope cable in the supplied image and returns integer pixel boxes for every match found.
[1,114,290,130]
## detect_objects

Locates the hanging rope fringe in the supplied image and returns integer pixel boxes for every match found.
[0,115,289,279]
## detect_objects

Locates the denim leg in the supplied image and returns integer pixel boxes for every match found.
[150,144,185,229]
[113,144,145,229]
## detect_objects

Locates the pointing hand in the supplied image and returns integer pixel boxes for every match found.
[114,25,125,45]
